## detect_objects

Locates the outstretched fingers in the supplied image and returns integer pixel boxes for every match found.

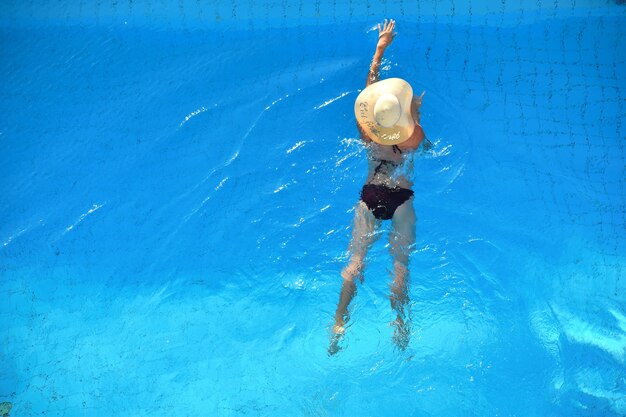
[378,19,394,34]
[377,21,384,35]
[380,19,397,39]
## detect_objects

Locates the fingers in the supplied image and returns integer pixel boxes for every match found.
[379,19,395,32]
[378,19,396,40]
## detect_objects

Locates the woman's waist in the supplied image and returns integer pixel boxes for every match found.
[364,174,412,189]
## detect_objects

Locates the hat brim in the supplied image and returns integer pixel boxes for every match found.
[354,78,415,145]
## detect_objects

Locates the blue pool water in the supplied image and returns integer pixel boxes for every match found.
[1,1,625,416]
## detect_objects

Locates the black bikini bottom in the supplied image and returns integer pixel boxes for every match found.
[360,184,414,220]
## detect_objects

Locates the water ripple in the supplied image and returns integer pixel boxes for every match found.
[64,203,105,234]
[178,105,216,128]
[314,91,353,110]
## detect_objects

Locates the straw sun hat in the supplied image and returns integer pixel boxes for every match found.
[354,78,415,145]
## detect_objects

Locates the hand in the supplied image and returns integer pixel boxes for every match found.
[376,19,396,50]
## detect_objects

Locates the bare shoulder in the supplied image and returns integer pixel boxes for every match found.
[397,124,425,152]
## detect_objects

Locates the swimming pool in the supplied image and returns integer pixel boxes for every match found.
[1,1,624,416]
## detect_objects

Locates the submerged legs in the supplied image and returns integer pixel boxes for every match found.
[329,202,379,355]
[389,198,416,350]
[329,198,416,354]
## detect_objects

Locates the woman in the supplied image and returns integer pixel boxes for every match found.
[330,19,428,353]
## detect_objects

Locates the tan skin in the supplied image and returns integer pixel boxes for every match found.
[329,19,427,354]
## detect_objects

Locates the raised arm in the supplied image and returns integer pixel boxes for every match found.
[358,19,397,139]
[366,19,396,87]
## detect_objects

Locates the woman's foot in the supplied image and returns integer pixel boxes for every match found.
[391,315,410,351]
[328,320,346,355]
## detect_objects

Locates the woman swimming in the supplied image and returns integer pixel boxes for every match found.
[330,19,428,354]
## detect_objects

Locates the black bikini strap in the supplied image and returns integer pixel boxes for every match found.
[374,159,397,175]
[374,161,386,175]
[373,144,402,175]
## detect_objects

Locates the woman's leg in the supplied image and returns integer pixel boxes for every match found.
[389,197,416,349]
[330,201,380,349]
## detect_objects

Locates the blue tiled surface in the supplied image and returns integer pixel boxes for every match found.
[1,1,624,416]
